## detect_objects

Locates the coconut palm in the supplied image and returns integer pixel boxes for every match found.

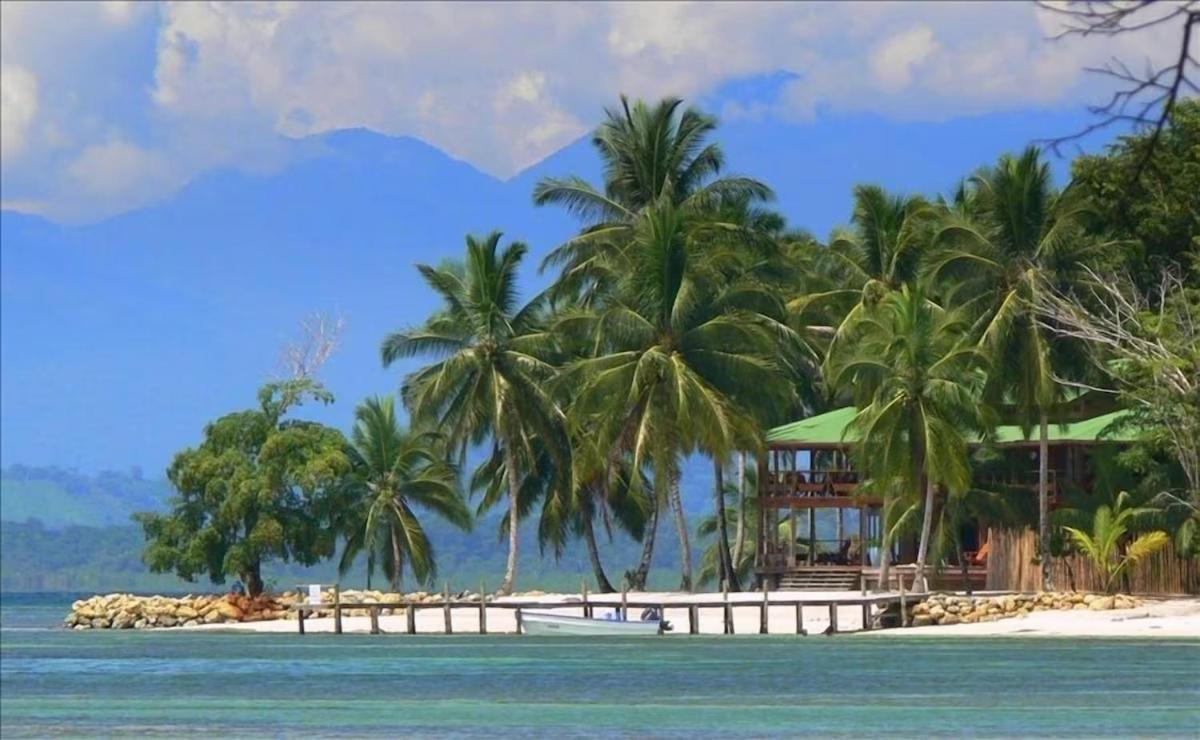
[382,232,570,595]
[534,95,773,305]
[795,185,934,349]
[337,396,471,592]
[559,200,794,591]
[825,285,988,591]
[928,146,1108,590]
[1063,491,1170,593]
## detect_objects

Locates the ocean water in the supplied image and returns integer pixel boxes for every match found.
[2,594,1198,738]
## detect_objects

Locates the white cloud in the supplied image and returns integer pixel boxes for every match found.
[871,26,939,91]
[0,64,38,161]
[0,1,1182,222]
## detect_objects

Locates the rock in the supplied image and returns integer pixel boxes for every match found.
[112,613,136,629]
[1082,593,1098,605]
[1070,592,1085,604]
[911,614,934,627]
[176,606,199,620]
[158,615,178,628]
[928,605,946,620]
[1089,596,1115,611]
[203,609,223,624]
[911,602,929,616]
[1072,603,1089,610]
[939,614,961,626]
[212,601,244,621]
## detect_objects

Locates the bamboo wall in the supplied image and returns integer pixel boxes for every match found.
[986,527,1200,595]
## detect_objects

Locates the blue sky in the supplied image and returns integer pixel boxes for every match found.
[0,2,1180,473]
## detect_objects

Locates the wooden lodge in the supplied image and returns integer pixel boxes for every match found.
[755,406,1198,594]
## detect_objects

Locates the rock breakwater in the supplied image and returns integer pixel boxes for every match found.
[909,591,1143,627]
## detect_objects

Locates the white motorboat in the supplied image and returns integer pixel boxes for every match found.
[519,610,667,636]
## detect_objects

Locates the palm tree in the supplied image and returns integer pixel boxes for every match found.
[1063,491,1170,593]
[337,396,471,592]
[534,95,772,305]
[795,185,933,348]
[928,147,1107,590]
[825,285,988,591]
[382,232,570,595]
[559,201,793,591]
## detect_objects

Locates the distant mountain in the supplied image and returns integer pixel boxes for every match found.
[0,465,169,528]
[1,87,1110,485]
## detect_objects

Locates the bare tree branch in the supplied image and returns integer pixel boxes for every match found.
[1038,1,1199,177]
[277,311,347,380]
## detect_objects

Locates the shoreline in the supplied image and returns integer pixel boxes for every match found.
[171,591,1200,638]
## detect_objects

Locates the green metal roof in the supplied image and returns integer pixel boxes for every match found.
[766,407,1140,446]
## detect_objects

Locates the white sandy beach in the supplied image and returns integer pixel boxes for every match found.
[177,591,1200,638]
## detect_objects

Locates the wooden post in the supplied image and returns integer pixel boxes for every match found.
[479,581,487,635]
[829,603,839,634]
[795,602,805,635]
[723,587,733,634]
[333,584,343,635]
[581,579,590,618]
[859,506,868,596]
[621,587,628,620]
[760,583,769,634]
[861,603,870,631]
[515,607,523,635]
[688,604,699,635]
[406,603,416,635]
[899,577,908,628]
[369,606,380,635]
[298,608,306,635]
[443,582,453,635]
[807,508,816,566]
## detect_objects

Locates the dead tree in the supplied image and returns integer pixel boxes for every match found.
[277,311,346,380]
[1038,1,1198,175]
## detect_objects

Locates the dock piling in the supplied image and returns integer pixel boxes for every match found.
[443,582,453,634]
[723,587,733,634]
[333,584,343,635]
[760,584,769,634]
[479,581,488,634]
[369,605,380,635]
[829,603,839,634]
[688,604,698,634]
[405,603,416,635]
[795,602,805,635]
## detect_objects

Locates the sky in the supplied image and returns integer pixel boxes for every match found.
[0,2,1188,475]
[0,1,1185,222]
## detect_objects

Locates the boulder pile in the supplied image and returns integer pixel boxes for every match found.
[64,588,496,629]
[909,591,1143,627]
[64,593,290,630]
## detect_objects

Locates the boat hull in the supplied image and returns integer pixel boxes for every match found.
[520,611,662,636]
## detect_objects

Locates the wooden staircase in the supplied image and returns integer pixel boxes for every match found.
[778,568,861,591]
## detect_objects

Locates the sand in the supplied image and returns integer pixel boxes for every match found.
[178,591,1200,638]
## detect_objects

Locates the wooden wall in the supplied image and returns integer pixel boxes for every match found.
[986,527,1200,595]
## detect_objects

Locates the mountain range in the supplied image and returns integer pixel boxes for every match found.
[2,84,1110,493]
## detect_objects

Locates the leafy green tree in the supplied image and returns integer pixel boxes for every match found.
[136,380,351,597]
[1063,491,1171,593]
[382,232,569,595]
[825,285,988,591]
[1071,99,1199,288]
[930,146,1109,590]
[336,396,471,592]
[560,201,793,591]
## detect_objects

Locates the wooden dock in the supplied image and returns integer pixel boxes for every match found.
[289,584,925,636]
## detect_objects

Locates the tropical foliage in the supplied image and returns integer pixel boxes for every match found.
[141,98,1199,596]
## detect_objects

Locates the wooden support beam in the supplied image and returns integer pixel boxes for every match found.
[406,604,416,635]
[829,603,839,634]
[333,584,342,635]
[899,577,908,628]
[443,583,453,635]
[795,602,805,635]
[369,606,380,635]
[479,581,488,635]
[621,587,628,620]
[760,584,769,635]
[688,605,699,635]
[298,608,306,635]
[723,587,733,634]
[515,607,523,634]
[581,579,590,618]
[861,603,870,631]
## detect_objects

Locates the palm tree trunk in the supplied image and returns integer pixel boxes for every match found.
[242,562,264,599]
[913,478,936,592]
[631,502,658,590]
[1038,411,1052,592]
[669,469,693,592]
[391,534,403,594]
[713,459,739,591]
[876,505,892,593]
[498,447,521,596]
[733,453,747,568]
[582,502,616,593]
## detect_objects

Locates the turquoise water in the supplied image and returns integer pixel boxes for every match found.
[2,594,1198,737]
